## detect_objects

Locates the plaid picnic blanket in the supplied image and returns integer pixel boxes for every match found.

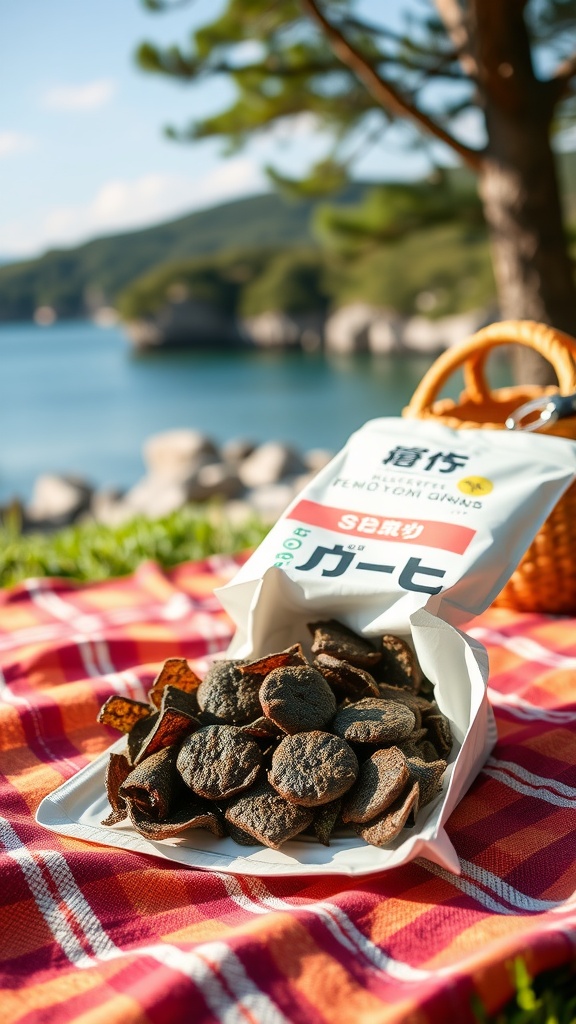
[1,554,575,1024]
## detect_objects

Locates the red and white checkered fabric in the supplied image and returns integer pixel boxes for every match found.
[1,555,575,1023]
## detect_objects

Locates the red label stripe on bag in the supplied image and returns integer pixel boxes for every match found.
[287,499,476,554]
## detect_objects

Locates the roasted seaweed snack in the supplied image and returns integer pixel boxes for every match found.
[333,697,416,745]
[197,659,262,725]
[313,654,380,700]
[259,664,336,734]
[308,619,382,668]
[102,752,132,826]
[127,797,226,840]
[268,731,359,807]
[98,624,451,852]
[224,781,314,850]
[98,696,153,734]
[341,747,410,824]
[376,634,423,692]
[353,781,420,847]
[176,724,262,800]
[148,658,202,710]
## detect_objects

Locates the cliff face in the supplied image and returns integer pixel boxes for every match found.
[125,300,249,351]
[125,300,492,355]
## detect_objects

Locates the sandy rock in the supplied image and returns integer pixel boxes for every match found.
[89,490,135,527]
[196,462,244,500]
[400,310,487,354]
[143,430,219,480]
[243,311,300,348]
[303,448,334,473]
[122,475,202,519]
[90,488,125,521]
[221,438,257,465]
[368,315,404,354]
[325,303,383,354]
[126,300,247,352]
[242,311,324,350]
[26,474,93,526]
[238,443,308,489]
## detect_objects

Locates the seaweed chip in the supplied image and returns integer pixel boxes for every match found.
[313,654,380,700]
[239,644,307,677]
[98,696,153,734]
[333,698,416,745]
[102,751,132,826]
[311,799,342,846]
[354,781,420,847]
[341,746,409,824]
[425,714,453,758]
[177,725,262,800]
[307,619,382,668]
[377,635,423,692]
[148,658,202,710]
[132,686,200,766]
[406,756,447,806]
[127,797,226,840]
[120,746,179,821]
[225,781,314,850]
[269,731,358,807]
[127,713,159,765]
[197,660,262,725]
[259,665,336,734]
[240,716,284,739]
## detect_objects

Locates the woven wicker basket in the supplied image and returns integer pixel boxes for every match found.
[403,319,576,614]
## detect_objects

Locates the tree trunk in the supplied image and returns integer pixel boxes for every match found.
[470,0,576,384]
[479,109,576,384]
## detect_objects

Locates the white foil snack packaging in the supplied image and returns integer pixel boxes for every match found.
[216,418,576,873]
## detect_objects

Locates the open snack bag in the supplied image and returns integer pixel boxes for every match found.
[37,415,576,879]
[213,416,576,874]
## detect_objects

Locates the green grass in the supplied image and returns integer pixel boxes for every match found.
[474,958,576,1023]
[0,505,269,587]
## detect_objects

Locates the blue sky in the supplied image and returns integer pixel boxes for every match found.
[0,0,481,259]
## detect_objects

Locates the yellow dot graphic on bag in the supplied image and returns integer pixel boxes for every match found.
[457,476,494,496]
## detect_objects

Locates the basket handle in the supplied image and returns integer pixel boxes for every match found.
[404,320,576,416]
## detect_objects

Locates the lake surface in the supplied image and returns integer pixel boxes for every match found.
[0,321,511,502]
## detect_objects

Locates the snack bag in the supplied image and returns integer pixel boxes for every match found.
[216,417,576,873]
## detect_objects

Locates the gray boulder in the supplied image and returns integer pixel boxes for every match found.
[26,474,93,527]
[221,438,257,465]
[324,303,383,354]
[195,462,243,500]
[122,474,200,519]
[143,430,220,480]
[303,448,334,473]
[238,442,308,489]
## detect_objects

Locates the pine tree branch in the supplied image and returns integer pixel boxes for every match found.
[299,0,483,170]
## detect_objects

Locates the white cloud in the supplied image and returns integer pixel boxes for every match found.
[2,157,268,258]
[0,132,35,158]
[42,79,116,111]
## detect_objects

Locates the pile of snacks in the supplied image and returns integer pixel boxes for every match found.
[98,620,452,851]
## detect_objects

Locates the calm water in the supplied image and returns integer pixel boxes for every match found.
[0,321,510,502]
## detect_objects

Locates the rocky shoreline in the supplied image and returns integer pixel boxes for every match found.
[126,302,492,355]
[12,430,334,533]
